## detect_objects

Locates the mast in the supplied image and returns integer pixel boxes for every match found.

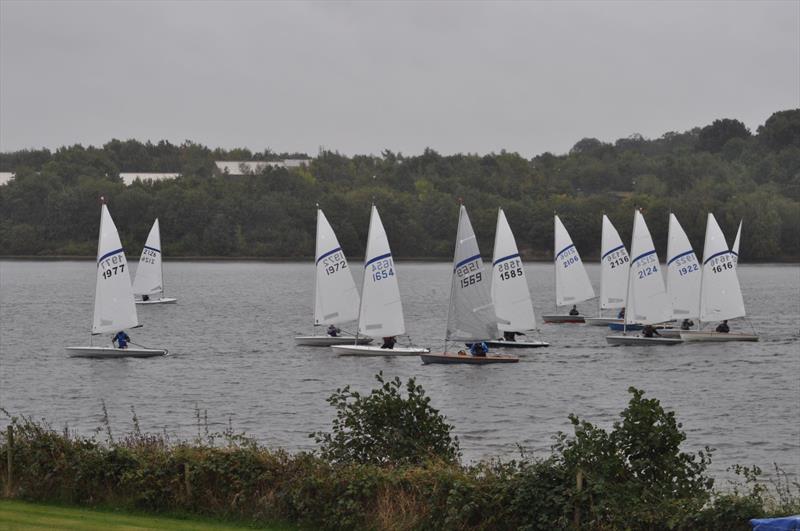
[157,219,165,298]
[443,203,463,353]
[354,204,375,345]
[312,205,320,329]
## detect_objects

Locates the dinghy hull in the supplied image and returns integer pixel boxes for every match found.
[542,314,585,324]
[66,346,168,358]
[679,331,759,342]
[331,345,429,356]
[484,339,549,349]
[420,352,519,364]
[135,297,177,305]
[294,335,373,346]
[605,335,682,346]
[584,317,622,326]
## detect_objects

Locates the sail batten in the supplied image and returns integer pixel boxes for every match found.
[314,209,360,326]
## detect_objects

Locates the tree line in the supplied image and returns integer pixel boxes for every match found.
[1,109,798,260]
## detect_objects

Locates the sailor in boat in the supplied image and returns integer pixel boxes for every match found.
[715,320,730,333]
[469,341,489,357]
[642,325,662,338]
[113,330,131,349]
[569,305,580,316]
[617,308,625,319]
[381,336,397,349]
[502,331,524,342]
[681,319,694,330]
[142,294,150,302]
[327,325,341,337]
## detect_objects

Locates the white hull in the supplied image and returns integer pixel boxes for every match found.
[484,339,549,349]
[542,314,585,324]
[294,335,373,346]
[420,352,519,364]
[679,331,759,342]
[584,317,622,326]
[135,297,177,305]
[66,346,168,358]
[605,335,683,346]
[331,344,430,356]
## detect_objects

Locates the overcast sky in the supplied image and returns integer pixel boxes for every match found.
[1,1,798,157]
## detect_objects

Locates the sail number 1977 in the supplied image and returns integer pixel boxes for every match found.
[99,254,126,280]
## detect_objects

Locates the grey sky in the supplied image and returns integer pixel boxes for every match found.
[1,0,798,157]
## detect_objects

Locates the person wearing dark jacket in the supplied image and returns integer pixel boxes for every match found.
[381,336,397,349]
[113,331,130,349]
[681,319,694,330]
[642,325,661,338]
[469,342,489,357]
[569,305,579,316]
[327,325,341,337]
[716,320,730,333]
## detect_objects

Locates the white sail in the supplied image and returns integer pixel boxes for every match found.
[666,213,701,319]
[491,209,536,332]
[599,215,629,310]
[699,213,745,322]
[446,205,498,341]
[357,206,405,338]
[314,209,360,326]
[731,220,742,267]
[554,215,595,307]
[625,210,671,325]
[132,219,164,297]
[92,204,139,335]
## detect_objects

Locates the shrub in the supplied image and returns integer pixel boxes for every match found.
[311,372,461,466]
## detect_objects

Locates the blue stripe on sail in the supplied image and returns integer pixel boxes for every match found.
[144,245,161,254]
[555,244,575,260]
[365,252,392,268]
[454,254,481,271]
[98,248,124,264]
[631,249,656,264]
[667,249,695,265]
[730,250,739,257]
[601,244,625,260]
[316,247,342,265]
[703,250,730,265]
[493,253,520,266]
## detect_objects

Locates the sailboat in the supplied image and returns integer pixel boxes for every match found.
[585,215,629,326]
[658,213,702,339]
[294,208,373,346]
[66,203,168,358]
[331,206,429,356]
[680,214,758,342]
[731,220,742,267]
[420,205,518,364]
[484,208,548,348]
[606,209,682,346]
[132,219,177,304]
[541,215,595,323]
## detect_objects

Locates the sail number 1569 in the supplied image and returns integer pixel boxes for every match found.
[456,260,482,288]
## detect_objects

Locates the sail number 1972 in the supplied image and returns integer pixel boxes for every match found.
[322,251,347,276]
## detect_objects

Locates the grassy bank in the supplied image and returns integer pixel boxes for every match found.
[0,499,293,530]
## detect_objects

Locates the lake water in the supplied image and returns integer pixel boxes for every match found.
[0,260,798,484]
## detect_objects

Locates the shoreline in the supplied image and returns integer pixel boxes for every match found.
[1,254,799,264]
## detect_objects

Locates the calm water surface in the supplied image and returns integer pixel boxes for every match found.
[1,260,798,483]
